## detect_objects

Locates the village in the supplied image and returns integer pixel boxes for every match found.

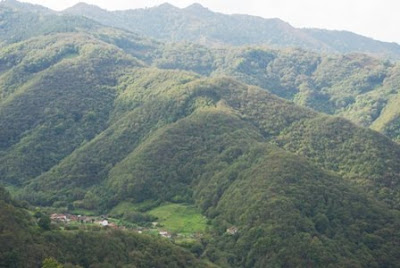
[49,213,174,238]
[50,212,237,239]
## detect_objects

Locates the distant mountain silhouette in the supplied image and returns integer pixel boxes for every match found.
[63,2,400,59]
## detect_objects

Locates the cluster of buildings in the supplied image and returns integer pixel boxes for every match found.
[50,213,174,239]
[226,226,238,235]
[50,213,118,229]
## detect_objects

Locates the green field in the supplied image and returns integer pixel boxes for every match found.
[109,200,160,216]
[70,208,97,216]
[109,201,139,216]
[148,203,207,234]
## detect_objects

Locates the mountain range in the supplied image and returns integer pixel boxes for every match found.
[63,1,400,59]
[1,0,400,267]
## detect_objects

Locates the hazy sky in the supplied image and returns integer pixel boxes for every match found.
[20,0,400,44]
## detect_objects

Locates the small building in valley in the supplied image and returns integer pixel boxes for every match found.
[50,214,67,222]
[159,231,172,238]
[226,226,238,235]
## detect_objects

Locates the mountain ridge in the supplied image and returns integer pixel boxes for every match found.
[3,1,399,58]
[2,2,400,267]
[61,1,400,58]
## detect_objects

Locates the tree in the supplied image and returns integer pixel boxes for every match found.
[38,215,51,230]
[42,257,63,268]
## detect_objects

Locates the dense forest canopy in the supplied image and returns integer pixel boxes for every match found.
[1,1,400,267]
[63,1,400,59]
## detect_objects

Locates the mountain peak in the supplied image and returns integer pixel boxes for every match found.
[185,3,206,9]
[0,0,52,13]
[156,3,179,10]
[71,2,92,7]
[184,3,211,14]
[67,2,105,11]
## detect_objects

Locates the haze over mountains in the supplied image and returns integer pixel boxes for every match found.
[2,0,400,267]
[62,1,400,59]
[2,0,400,58]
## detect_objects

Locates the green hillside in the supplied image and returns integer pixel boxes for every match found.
[146,44,400,142]
[0,3,98,44]
[148,203,208,234]
[277,116,400,208]
[2,2,400,267]
[0,33,140,186]
[63,2,400,59]
[205,146,400,267]
[3,1,400,143]
[14,71,400,266]
[0,186,207,267]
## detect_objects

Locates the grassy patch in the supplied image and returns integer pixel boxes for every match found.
[371,94,400,131]
[109,201,138,216]
[109,200,160,216]
[4,184,20,196]
[148,203,207,234]
[70,208,97,216]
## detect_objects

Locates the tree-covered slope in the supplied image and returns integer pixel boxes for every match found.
[103,104,400,267]
[63,2,400,59]
[0,186,207,268]
[277,116,400,208]
[207,148,400,267]
[0,33,141,186]
[12,72,400,267]
[0,3,98,44]
[20,74,314,206]
[4,1,400,143]
[64,3,324,49]
[1,37,399,215]
[2,6,400,266]
[23,76,400,266]
[304,28,400,57]
[146,44,400,142]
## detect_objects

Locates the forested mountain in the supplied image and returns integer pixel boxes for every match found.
[2,31,400,266]
[0,1,99,44]
[2,1,400,267]
[3,1,400,142]
[0,186,206,267]
[0,0,52,14]
[63,2,400,59]
[150,45,400,142]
